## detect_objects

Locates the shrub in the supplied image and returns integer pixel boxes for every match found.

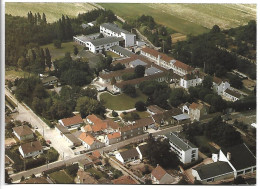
[112,110,118,117]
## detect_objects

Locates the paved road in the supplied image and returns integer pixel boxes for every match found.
[5,88,75,159]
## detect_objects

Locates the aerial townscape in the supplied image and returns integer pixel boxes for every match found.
[3,2,256,185]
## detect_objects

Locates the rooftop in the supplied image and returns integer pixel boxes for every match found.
[79,132,96,145]
[224,88,242,99]
[60,115,84,127]
[74,33,100,42]
[120,148,139,161]
[213,76,223,85]
[20,140,43,154]
[151,165,167,181]
[110,45,134,57]
[56,124,70,134]
[107,132,121,139]
[165,132,197,151]
[173,113,190,121]
[41,76,58,84]
[141,47,174,63]
[120,117,154,132]
[64,133,82,145]
[129,59,148,67]
[193,161,233,180]
[99,68,135,80]
[90,37,124,46]
[13,125,33,137]
[101,22,133,35]
[145,66,163,76]
[147,105,165,114]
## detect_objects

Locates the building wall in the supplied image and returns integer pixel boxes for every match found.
[121,127,144,140]
[19,146,43,158]
[115,153,124,163]
[223,91,239,102]
[14,132,34,141]
[122,33,136,47]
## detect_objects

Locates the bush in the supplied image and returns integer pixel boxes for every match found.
[135,101,146,111]
[112,110,118,117]
[65,163,79,177]
[53,40,61,48]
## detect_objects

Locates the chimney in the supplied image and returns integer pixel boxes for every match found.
[227,152,231,160]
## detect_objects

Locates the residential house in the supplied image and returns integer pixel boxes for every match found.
[13,125,34,141]
[19,141,43,158]
[223,88,243,102]
[77,170,98,184]
[105,132,121,145]
[41,76,58,86]
[165,132,198,164]
[192,143,256,183]
[112,175,137,184]
[147,105,165,115]
[152,108,183,128]
[79,132,105,150]
[180,102,190,114]
[151,164,174,184]
[180,70,205,89]
[55,124,82,147]
[189,102,210,121]
[77,158,93,171]
[58,115,84,130]
[115,148,140,164]
[136,143,148,160]
[100,23,136,47]
[212,76,230,95]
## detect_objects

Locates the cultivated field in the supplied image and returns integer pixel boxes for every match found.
[99,3,256,35]
[5,2,97,23]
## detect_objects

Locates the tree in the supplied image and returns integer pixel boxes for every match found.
[233,176,246,185]
[31,174,36,178]
[20,176,25,182]
[229,75,243,89]
[73,45,79,55]
[122,84,136,97]
[17,56,28,69]
[53,40,61,48]
[134,65,145,78]
[135,101,146,111]
[211,25,221,33]
[45,48,52,70]
[169,88,189,107]
[202,75,213,89]
[5,169,12,183]
[112,110,118,117]
[32,97,46,115]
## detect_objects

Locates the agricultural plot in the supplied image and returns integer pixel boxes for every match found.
[5,2,96,23]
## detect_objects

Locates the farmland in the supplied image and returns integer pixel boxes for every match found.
[99,3,256,35]
[5,2,97,23]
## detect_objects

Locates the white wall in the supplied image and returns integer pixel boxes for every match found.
[115,153,124,163]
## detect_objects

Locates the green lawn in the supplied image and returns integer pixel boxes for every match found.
[86,168,107,179]
[5,67,35,80]
[99,3,209,35]
[5,2,96,23]
[41,41,84,61]
[106,51,121,58]
[49,170,74,184]
[100,90,148,111]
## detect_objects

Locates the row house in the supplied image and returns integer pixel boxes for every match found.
[104,132,121,145]
[58,115,84,130]
[79,132,105,150]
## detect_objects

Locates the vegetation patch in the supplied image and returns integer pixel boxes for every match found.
[49,170,75,184]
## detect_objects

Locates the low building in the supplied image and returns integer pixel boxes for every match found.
[112,175,137,184]
[212,76,230,95]
[105,132,121,145]
[100,23,136,47]
[79,132,105,150]
[165,132,198,164]
[115,148,139,164]
[136,143,148,160]
[151,164,174,184]
[58,115,84,130]
[55,124,82,147]
[223,88,243,102]
[78,158,93,171]
[189,102,210,121]
[99,68,135,84]
[13,125,34,141]
[110,45,134,57]
[41,76,58,86]
[147,105,165,115]
[73,33,101,45]
[180,71,205,89]
[19,141,43,158]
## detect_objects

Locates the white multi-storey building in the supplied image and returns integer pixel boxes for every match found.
[180,70,205,89]
[165,132,198,164]
[100,23,136,47]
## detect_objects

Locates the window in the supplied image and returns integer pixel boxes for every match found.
[206,178,214,182]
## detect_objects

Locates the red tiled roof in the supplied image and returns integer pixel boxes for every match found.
[60,115,83,127]
[120,117,154,132]
[189,102,199,110]
[79,132,95,145]
[141,47,174,63]
[107,132,121,139]
[13,125,33,137]
[151,165,167,181]
[105,119,120,130]
[112,175,137,184]
[213,76,223,85]
[92,150,101,158]
[174,60,193,72]
[87,114,103,125]
[147,105,165,114]
[20,141,42,154]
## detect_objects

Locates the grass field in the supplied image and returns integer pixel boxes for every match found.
[49,170,74,184]
[99,3,256,35]
[100,90,147,111]
[5,67,35,81]
[41,41,84,61]
[5,2,97,23]
[105,51,121,58]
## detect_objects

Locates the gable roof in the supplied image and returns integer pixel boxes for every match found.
[141,47,174,63]
[110,45,134,57]
[213,76,223,85]
[120,148,139,161]
[193,161,233,180]
[112,175,137,184]
[151,165,167,181]
[79,132,96,146]
[221,143,256,170]
[13,125,33,137]
[41,76,58,84]
[107,132,121,139]
[87,114,104,125]
[60,115,83,127]
[147,105,165,114]
[224,88,241,99]
[92,150,101,158]
[137,143,148,157]
[165,132,196,151]
[20,141,42,154]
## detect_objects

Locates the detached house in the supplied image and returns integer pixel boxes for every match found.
[13,125,34,141]
[189,102,210,121]
[115,148,140,164]
[41,76,58,86]
[58,115,84,130]
[19,141,43,158]
[212,76,230,95]
[79,132,105,150]
[151,164,174,184]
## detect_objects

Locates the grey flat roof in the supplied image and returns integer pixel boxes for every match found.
[74,33,100,42]
[42,76,58,84]
[56,124,70,134]
[110,45,134,57]
[193,162,233,180]
[101,23,133,35]
[145,67,162,76]
[64,133,82,145]
[165,132,197,151]
[90,37,124,46]
[173,113,190,121]
[129,59,147,67]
